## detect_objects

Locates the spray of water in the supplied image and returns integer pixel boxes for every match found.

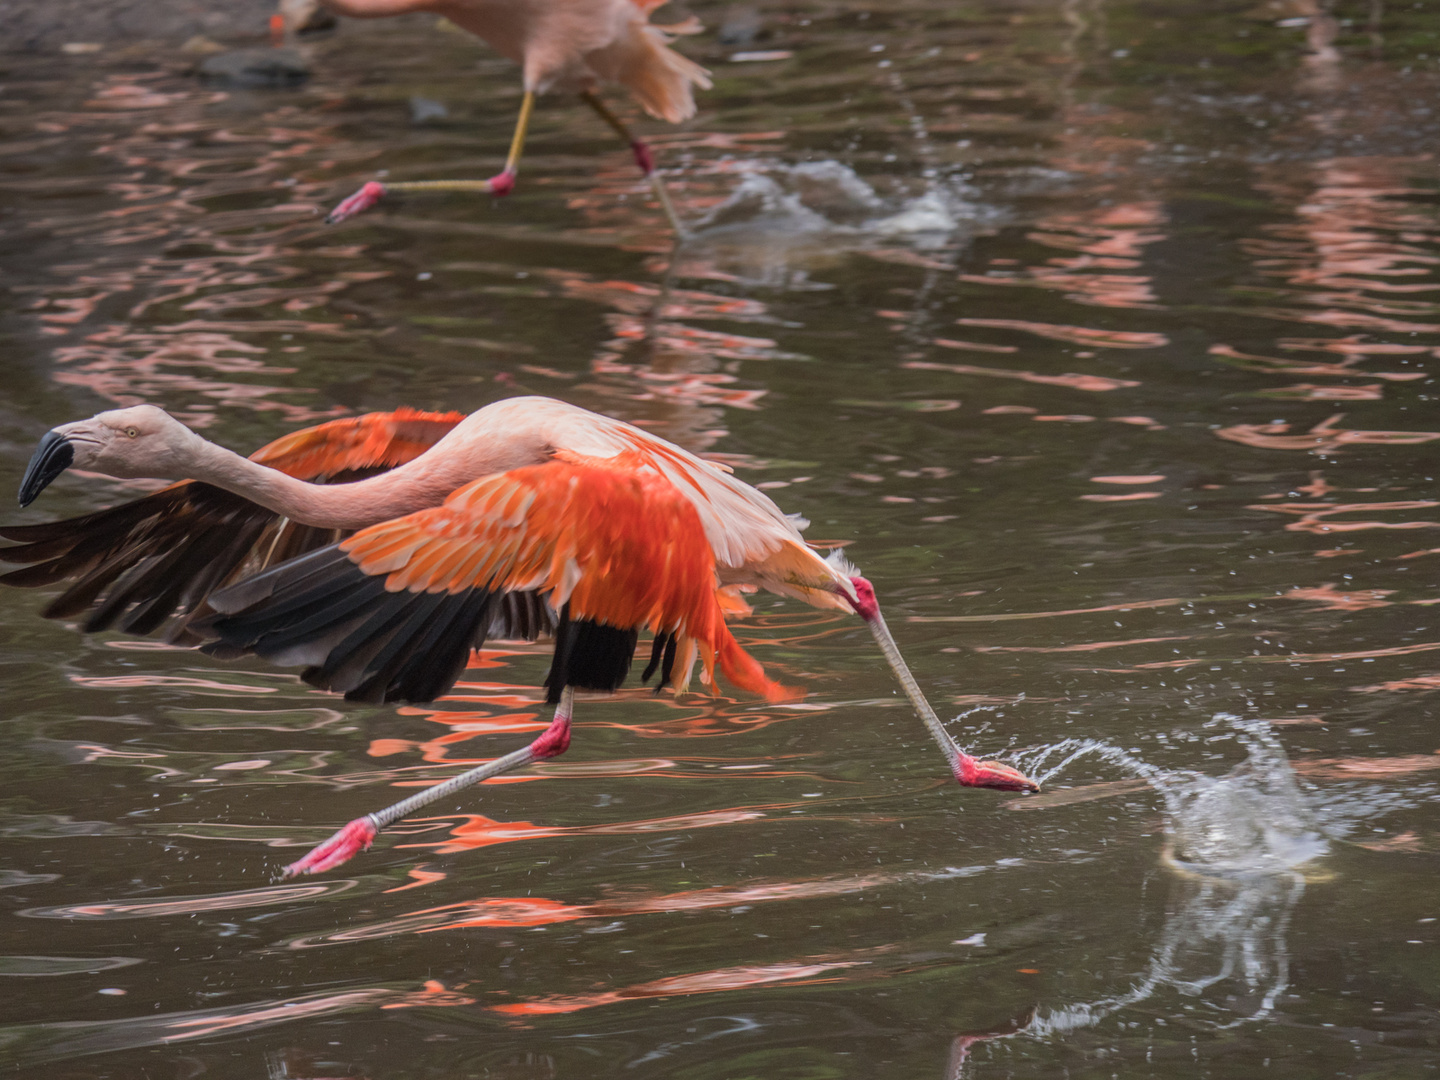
[691,160,990,244]
[976,714,1330,1035]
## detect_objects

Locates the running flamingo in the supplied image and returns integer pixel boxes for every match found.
[317,0,709,234]
[3,397,1038,875]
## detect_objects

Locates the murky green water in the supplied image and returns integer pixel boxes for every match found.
[2,1,1439,1075]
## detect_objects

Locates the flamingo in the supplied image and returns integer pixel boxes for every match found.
[4,397,1038,875]
[314,0,710,235]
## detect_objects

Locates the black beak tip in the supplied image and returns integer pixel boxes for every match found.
[18,431,75,508]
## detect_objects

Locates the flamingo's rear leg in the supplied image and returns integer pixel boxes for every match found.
[325,90,535,224]
[283,687,575,876]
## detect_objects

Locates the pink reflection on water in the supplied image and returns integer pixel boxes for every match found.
[1247,499,1440,534]
[1209,343,1425,382]
[911,597,1184,624]
[23,880,355,920]
[1293,754,1440,780]
[489,958,866,1017]
[1219,415,1440,454]
[1282,584,1395,610]
[13,68,385,423]
[1258,383,1386,401]
[904,358,1138,392]
[976,636,1190,655]
[69,673,281,694]
[957,202,1168,309]
[50,326,346,425]
[1351,673,1440,692]
[954,318,1169,349]
[1124,639,1440,672]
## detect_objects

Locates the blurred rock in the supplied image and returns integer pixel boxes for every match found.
[180,35,227,55]
[278,0,336,36]
[718,6,762,47]
[409,96,449,124]
[198,46,310,88]
[0,0,277,53]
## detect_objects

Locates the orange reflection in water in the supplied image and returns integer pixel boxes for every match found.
[284,869,920,946]
[408,805,780,856]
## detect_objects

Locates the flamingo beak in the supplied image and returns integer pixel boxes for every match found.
[18,430,75,507]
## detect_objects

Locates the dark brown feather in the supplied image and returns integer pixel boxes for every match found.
[0,410,463,643]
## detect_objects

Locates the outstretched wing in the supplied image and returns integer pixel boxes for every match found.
[0,408,464,644]
[201,457,792,706]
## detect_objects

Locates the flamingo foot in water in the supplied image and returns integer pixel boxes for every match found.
[283,816,377,877]
[326,181,388,225]
[955,753,1041,793]
[847,574,1040,795]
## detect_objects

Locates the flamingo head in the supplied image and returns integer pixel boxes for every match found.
[19,405,203,506]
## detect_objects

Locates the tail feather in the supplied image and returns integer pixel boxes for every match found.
[619,22,712,123]
[715,631,798,704]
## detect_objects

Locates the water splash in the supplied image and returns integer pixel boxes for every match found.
[1000,714,1328,1036]
[690,162,991,247]
[1014,713,1328,876]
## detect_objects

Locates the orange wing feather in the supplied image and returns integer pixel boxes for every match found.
[340,457,793,702]
[250,407,465,479]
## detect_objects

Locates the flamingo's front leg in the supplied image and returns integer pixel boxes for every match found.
[847,576,1039,794]
[283,687,575,876]
[325,90,535,224]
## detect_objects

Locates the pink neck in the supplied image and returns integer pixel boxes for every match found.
[187,439,458,530]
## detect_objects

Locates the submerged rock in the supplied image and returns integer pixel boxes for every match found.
[198,46,310,88]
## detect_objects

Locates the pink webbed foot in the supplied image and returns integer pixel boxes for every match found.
[283,815,378,877]
[325,181,388,225]
[955,754,1040,794]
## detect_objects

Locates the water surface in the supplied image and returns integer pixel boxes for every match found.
[1,1,1439,1076]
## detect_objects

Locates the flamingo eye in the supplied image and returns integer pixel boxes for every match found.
[124,427,139,438]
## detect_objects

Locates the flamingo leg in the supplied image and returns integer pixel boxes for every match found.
[848,577,1040,793]
[579,90,689,239]
[282,686,574,876]
[325,90,536,224]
